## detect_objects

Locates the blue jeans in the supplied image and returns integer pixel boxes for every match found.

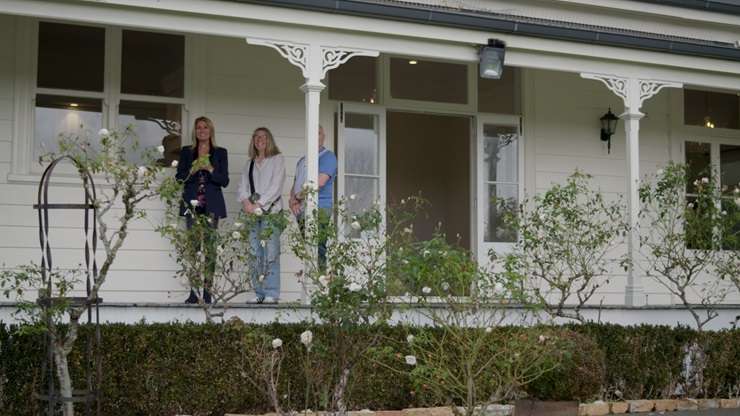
[250,218,282,299]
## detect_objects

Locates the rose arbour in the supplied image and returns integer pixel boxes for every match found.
[1,127,165,416]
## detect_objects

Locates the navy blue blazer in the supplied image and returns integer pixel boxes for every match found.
[176,146,229,218]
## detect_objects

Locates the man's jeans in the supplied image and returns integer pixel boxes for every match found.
[250,218,282,299]
[297,208,331,270]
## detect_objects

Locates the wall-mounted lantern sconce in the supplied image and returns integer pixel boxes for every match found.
[479,39,506,79]
[600,108,619,153]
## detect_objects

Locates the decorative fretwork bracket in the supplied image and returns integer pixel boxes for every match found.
[581,73,682,113]
[246,37,378,83]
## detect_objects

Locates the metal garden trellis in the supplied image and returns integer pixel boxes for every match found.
[34,155,102,416]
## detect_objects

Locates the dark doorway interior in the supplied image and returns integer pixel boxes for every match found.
[387,111,471,249]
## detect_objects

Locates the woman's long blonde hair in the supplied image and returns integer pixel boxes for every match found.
[191,116,217,149]
[248,127,281,159]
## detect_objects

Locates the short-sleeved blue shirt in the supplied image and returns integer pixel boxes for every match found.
[318,148,337,209]
[293,147,338,209]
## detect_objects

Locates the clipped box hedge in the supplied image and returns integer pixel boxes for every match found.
[0,322,738,415]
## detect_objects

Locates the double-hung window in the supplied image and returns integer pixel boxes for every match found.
[31,21,185,168]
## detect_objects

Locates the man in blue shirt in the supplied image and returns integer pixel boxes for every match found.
[289,125,337,267]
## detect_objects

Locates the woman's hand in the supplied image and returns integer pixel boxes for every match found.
[243,199,262,214]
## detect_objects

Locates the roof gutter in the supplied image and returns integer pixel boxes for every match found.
[231,0,740,62]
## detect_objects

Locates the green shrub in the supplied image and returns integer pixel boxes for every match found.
[0,321,737,415]
[525,329,605,401]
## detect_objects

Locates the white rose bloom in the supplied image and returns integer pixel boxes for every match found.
[406,334,415,344]
[156,145,165,153]
[300,330,313,347]
[402,259,409,265]
[701,177,709,184]
[272,338,283,349]
[171,160,179,168]
[423,250,430,257]
[234,222,243,228]
[254,207,264,216]
[98,128,110,137]
[232,231,241,239]
[318,275,330,286]
[351,221,362,231]
[404,355,417,366]
[421,286,432,295]
[485,327,493,334]
[721,210,727,216]
[137,166,148,176]
[538,335,548,343]
[190,199,199,207]
[348,282,362,292]
[687,202,695,209]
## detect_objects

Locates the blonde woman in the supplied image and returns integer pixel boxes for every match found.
[238,127,286,303]
[175,116,229,304]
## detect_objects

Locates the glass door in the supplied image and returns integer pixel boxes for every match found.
[336,103,386,236]
[476,115,522,265]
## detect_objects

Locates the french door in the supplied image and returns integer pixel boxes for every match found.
[336,103,387,233]
[476,115,523,265]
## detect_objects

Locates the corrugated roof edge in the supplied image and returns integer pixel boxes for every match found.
[229,0,740,62]
[634,0,740,16]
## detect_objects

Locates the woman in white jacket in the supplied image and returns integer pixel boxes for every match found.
[238,127,286,303]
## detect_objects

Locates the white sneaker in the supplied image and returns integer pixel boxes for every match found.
[247,296,264,304]
[262,296,278,304]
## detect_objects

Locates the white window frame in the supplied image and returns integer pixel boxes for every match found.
[9,17,193,183]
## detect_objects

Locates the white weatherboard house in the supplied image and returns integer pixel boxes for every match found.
[0,0,738,327]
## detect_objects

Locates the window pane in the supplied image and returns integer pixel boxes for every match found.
[478,66,520,114]
[684,89,739,130]
[34,94,102,158]
[344,113,378,176]
[685,141,711,194]
[121,30,184,97]
[37,22,104,92]
[720,144,740,197]
[485,184,517,243]
[390,58,467,104]
[483,125,518,183]
[118,101,182,166]
[345,176,379,237]
[328,56,377,104]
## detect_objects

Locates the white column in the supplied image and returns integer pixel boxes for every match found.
[581,73,682,307]
[300,81,324,222]
[622,110,644,306]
